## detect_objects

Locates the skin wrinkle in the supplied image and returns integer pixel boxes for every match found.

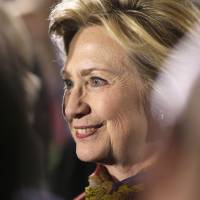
[108,100,145,164]
[63,25,155,181]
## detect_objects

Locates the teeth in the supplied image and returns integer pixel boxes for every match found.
[76,128,96,134]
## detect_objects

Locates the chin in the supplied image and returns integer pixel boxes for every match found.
[76,147,100,162]
[76,143,111,163]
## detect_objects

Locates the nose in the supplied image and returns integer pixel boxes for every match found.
[63,89,91,122]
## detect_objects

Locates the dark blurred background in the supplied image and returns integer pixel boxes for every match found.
[0,0,95,199]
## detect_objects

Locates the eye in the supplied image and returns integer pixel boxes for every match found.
[63,79,74,91]
[89,76,108,87]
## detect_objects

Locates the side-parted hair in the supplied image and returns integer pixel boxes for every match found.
[49,0,200,89]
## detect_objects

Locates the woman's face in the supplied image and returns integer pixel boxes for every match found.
[62,25,148,165]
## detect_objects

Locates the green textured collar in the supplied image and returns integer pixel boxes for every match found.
[85,165,145,200]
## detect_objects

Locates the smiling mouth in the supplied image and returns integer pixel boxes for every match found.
[74,124,103,139]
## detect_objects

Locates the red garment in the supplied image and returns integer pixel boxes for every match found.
[73,192,85,200]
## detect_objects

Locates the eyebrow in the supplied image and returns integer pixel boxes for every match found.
[61,67,115,78]
[80,68,113,76]
[60,68,71,79]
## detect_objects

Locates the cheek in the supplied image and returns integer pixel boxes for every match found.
[91,88,147,135]
[88,90,123,120]
[87,85,142,119]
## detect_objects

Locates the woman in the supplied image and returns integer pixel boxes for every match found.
[49,0,200,199]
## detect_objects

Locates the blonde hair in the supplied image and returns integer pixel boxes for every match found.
[49,0,200,88]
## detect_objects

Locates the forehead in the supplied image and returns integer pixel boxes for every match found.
[64,25,135,74]
[69,25,123,56]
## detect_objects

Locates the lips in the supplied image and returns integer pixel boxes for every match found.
[73,124,103,139]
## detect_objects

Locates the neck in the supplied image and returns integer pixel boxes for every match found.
[105,148,159,181]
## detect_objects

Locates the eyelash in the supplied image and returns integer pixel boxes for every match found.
[63,76,108,92]
[88,76,108,87]
[63,79,74,91]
